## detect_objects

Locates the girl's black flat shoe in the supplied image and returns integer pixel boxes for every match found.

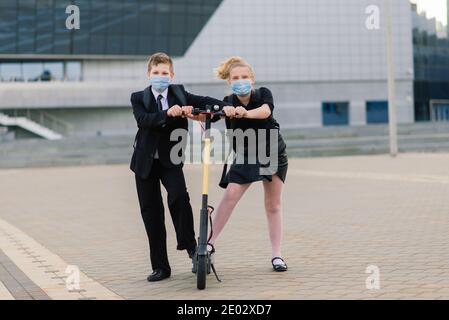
[271,257,288,272]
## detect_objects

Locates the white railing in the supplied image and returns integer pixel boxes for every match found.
[0,113,63,140]
[7,109,73,136]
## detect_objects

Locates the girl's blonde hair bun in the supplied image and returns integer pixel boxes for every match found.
[215,56,255,80]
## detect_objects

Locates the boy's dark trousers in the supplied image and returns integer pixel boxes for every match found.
[135,159,196,273]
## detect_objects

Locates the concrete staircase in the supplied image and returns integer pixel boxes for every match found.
[0,113,62,140]
[1,122,449,169]
[282,122,449,157]
[0,135,134,169]
[0,126,8,141]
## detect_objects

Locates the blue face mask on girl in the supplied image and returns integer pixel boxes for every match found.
[231,79,252,96]
[150,76,171,93]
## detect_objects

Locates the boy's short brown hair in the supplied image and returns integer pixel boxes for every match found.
[147,52,174,74]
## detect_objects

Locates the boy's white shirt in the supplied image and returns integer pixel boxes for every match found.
[151,87,169,159]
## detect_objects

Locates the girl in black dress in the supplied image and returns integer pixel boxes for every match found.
[208,57,288,272]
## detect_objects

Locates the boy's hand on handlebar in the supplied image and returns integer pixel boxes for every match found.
[235,106,247,119]
[167,105,183,117]
[181,106,193,117]
[223,106,236,118]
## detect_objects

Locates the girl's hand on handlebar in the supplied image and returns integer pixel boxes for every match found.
[235,106,247,119]
[223,106,236,118]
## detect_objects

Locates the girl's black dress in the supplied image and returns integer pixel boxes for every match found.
[218,87,288,189]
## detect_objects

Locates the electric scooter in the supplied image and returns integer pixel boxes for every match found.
[191,105,225,290]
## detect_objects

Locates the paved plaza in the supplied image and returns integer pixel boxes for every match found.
[1,153,449,300]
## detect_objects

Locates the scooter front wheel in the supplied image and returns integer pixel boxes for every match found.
[197,254,207,290]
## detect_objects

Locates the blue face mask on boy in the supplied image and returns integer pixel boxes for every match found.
[150,76,171,93]
[231,79,252,96]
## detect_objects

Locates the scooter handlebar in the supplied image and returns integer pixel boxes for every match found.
[192,105,226,118]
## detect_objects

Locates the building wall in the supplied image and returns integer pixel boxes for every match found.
[0,0,416,136]
[82,0,416,128]
[176,0,415,126]
[187,79,414,128]
[45,107,136,137]
[0,82,140,109]
[175,0,413,83]
[83,60,146,82]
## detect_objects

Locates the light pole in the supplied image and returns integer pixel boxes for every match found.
[385,0,398,157]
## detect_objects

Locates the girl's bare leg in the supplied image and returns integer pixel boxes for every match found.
[263,175,285,265]
[208,182,251,248]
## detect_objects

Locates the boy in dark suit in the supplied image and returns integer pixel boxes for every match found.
[130,52,227,282]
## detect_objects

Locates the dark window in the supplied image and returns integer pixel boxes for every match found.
[322,102,350,126]
[0,60,81,82]
[0,63,22,82]
[72,34,89,54]
[43,62,64,80]
[66,61,81,81]
[366,101,389,124]
[0,32,16,54]
[22,62,43,81]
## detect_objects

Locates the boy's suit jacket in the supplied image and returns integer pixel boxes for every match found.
[130,84,226,179]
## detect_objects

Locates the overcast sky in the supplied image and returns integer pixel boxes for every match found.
[410,0,447,25]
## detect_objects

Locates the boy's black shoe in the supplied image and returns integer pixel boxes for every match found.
[188,247,197,273]
[147,269,171,282]
[187,247,196,259]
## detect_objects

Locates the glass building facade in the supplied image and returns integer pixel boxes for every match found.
[413,34,449,121]
[0,0,222,56]
[412,2,449,121]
